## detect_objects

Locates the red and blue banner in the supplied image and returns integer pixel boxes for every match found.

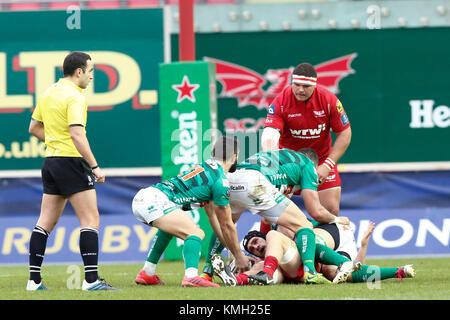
[1,171,449,264]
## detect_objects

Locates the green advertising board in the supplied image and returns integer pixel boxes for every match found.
[0,9,164,170]
[172,27,450,164]
[159,61,218,259]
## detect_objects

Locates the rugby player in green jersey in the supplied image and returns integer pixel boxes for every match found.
[201,148,351,284]
[132,137,253,287]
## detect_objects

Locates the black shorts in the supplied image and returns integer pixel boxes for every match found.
[315,223,340,250]
[41,157,95,196]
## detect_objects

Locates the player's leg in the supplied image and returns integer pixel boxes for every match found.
[201,210,242,280]
[132,187,173,285]
[69,189,100,282]
[136,229,172,285]
[275,201,318,274]
[349,264,415,282]
[152,210,218,287]
[27,194,66,291]
[201,233,225,280]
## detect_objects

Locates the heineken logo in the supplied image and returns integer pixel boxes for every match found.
[172,75,200,103]
[409,100,450,128]
[171,110,199,173]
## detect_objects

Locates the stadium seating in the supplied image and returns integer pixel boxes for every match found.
[9,2,41,10]
[127,0,159,7]
[5,0,237,11]
[48,2,80,9]
[165,0,200,5]
[87,1,120,9]
[206,0,235,3]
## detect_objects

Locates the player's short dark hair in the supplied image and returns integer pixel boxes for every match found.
[298,148,319,167]
[242,230,266,254]
[63,51,91,76]
[212,136,239,162]
[293,62,317,78]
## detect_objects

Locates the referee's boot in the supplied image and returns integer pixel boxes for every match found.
[82,278,120,291]
[26,279,48,291]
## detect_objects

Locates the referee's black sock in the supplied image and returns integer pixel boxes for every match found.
[29,225,49,283]
[80,227,99,283]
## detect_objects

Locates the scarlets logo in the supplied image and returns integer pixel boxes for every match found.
[204,53,357,110]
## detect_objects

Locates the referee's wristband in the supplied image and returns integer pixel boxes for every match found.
[323,157,336,171]
[91,165,99,170]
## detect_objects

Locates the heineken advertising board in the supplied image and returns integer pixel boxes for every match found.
[159,61,218,259]
[0,9,164,170]
[172,27,450,164]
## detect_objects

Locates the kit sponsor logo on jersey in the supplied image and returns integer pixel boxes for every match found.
[289,124,326,139]
[313,110,326,117]
[268,104,275,115]
[326,174,336,181]
[340,113,349,126]
[269,173,288,181]
[336,100,344,113]
[230,183,247,192]
[173,196,198,204]
[288,113,302,118]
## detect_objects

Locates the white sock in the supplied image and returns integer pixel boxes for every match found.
[143,261,157,275]
[185,267,198,278]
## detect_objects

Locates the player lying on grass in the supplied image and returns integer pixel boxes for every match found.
[132,137,253,287]
[212,223,415,286]
[201,148,350,283]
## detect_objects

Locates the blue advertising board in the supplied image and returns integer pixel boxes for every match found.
[0,172,449,264]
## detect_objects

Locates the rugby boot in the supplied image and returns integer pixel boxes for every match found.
[211,254,237,287]
[181,276,220,287]
[248,271,274,286]
[135,270,165,285]
[333,260,362,284]
[396,264,416,280]
[304,272,332,284]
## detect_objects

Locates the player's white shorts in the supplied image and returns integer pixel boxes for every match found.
[227,169,291,223]
[336,224,358,261]
[132,187,178,226]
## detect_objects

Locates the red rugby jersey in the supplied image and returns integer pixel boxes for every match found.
[264,85,350,162]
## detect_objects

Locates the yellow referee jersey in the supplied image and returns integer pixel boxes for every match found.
[31,78,88,157]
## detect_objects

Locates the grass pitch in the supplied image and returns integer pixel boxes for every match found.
[0,257,449,300]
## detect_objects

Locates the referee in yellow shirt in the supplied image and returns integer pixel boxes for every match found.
[27,52,118,291]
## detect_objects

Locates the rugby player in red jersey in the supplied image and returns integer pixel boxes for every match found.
[261,62,352,217]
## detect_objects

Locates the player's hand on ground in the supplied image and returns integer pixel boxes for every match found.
[317,164,331,185]
[93,167,106,183]
[361,221,375,247]
[334,216,350,225]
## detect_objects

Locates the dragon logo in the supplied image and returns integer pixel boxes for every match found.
[204,53,357,110]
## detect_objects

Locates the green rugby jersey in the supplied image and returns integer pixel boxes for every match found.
[237,148,319,191]
[154,158,230,207]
